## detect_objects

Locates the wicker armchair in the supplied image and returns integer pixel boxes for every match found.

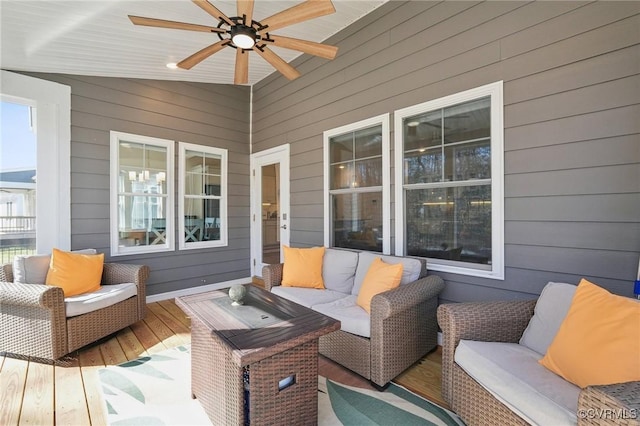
[263,263,445,388]
[0,262,149,360]
[437,301,640,426]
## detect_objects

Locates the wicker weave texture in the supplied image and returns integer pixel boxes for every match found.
[320,330,371,379]
[67,296,140,353]
[190,313,323,425]
[0,262,149,360]
[191,317,244,425]
[262,263,283,292]
[0,283,67,359]
[250,340,319,425]
[578,382,640,426]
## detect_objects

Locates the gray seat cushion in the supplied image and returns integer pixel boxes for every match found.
[312,295,370,338]
[455,340,579,426]
[271,287,346,308]
[322,248,359,294]
[65,282,137,317]
[519,281,577,355]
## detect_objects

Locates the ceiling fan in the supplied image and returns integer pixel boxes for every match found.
[129,0,339,85]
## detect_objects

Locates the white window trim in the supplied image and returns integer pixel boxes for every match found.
[178,142,228,250]
[109,131,175,256]
[1,70,71,253]
[323,114,391,254]
[393,81,504,280]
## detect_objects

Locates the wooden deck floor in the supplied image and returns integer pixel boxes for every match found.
[0,299,446,425]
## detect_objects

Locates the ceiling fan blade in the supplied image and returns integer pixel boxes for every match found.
[260,0,335,33]
[177,40,229,70]
[235,49,249,85]
[265,35,337,60]
[128,15,225,33]
[237,0,254,26]
[254,46,301,80]
[192,0,234,26]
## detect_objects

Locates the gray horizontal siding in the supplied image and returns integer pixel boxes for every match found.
[26,72,251,296]
[252,1,640,301]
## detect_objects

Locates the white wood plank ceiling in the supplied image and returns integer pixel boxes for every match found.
[1,1,386,86]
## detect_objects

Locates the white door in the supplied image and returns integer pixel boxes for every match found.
[250,144,290,276]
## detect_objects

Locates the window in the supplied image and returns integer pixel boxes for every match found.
[178,142,227,249]
[394,82,504,279]
[324,114,390,254]
[110,132,174,256]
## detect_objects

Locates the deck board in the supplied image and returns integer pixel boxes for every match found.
[79,346,108,426]
[54,357,91,425]
[19,360,54,425]
[0,356,28,425]
[0,298,447,425]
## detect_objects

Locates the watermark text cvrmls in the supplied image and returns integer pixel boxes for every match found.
[577,408,638,420]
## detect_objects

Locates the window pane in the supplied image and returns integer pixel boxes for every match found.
[186,150,222,196]
[146,144,167,171]
[330,133,353,163]
[404,149,442,184]
[204,177,221,196]
[354,125,382,159]
[120,142,168,194]
[355,157,382,187]
[404,111,442,152]
[119,142,144,167]
[185,172,203,196]
[405,185,491,265]
[444,140,491,181]
[331,192,382,252]
[204,155,221,175]
[184,198,205,243]
[117,194,167,247]
[444,97,490,144]
[330,162,353,190]
[204,199,221,241]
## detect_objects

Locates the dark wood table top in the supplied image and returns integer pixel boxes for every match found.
[175,284,340,366]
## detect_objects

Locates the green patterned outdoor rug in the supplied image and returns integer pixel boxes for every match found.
[99,345,464,425]
[318,377,464,426]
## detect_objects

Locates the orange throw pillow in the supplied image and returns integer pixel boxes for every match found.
[356,257,403,313]
[45,248,104,297]
[281,246,325,289]
[539,279,640,388]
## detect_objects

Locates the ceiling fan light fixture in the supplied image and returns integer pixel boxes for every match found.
[231,25,256,49]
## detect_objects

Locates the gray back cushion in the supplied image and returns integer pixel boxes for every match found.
[322,248,359,294]
[519,282,577,355]
[352,251,423,295]
[13,249,98,284]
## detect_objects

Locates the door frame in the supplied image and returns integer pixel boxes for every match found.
[250,144,290,277]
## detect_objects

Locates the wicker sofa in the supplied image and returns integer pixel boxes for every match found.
[263,248,445,388]
[1,258,149,360]
[437,297,640,425]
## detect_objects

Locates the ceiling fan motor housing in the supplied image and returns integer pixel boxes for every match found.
[229,22,258,49]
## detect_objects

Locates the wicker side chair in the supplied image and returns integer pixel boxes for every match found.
[263,262,445,388]
[0,262,149,360]
[437,301,640,426]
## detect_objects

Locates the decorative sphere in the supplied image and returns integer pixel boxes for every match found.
[229,285,247,305]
